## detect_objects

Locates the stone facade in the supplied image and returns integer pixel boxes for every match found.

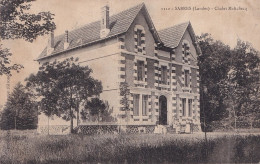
[37,3,201,133]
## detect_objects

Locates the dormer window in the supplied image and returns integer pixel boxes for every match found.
[183,43,189,57]
[137,29,142,46]
[134,25,145,55]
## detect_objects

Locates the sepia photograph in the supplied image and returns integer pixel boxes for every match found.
[0,0,260,163]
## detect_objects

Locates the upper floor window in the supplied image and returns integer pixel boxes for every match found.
[137,60,144,81]
[137,29,142,46]
[161,66,167,85]
[183,43,189,57]
[184,70,189,87]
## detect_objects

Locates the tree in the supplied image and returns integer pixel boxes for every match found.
[26,57,103,133]
[0,45,23,76]
[100,101,117,122]
[120,82,131,122]
[222,40,260,130]
[84,98,106,122]
[0,82,37,130]
[0,0,56,76]
[0,0,56,42]
[81,100,116,123]
[197,33,260,131]
[197,33,231,131]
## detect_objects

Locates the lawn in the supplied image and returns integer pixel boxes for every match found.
[0,130,260,163]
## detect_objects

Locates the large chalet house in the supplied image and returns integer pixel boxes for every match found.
[37,3,201,134]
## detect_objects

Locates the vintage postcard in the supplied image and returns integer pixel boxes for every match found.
[0,0,259,163]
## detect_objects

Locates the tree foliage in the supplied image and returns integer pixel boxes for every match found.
[197,33,231,130]
[120,82,130,111]
[0,0,56,76]
[81,100,116,123]
[26,57,103,133]
[0,44,23,76]
[225,40,260,121]
[120,82,131,122]
[85,98,106,116]
[0,82,37,130]
[197,33,260,131]
[0,0,56,42]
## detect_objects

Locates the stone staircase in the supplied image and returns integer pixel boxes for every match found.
[166,126,176,134]
[154,125,177,134]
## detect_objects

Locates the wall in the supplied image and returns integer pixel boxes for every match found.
[37,38,122,126]
[175,64,183,92]
[146,58,155,88]
[174,30,198,66]
[191,68,198,93]
[124,10,155,57]
[125,54,135,87]
[157,50,170,61]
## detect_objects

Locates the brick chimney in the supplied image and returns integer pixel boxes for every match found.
[47,31,54,55]
[64,30,69,49]
[100,5,110,38]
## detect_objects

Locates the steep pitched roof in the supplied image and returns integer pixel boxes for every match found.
[37,3,145,60]
[158,22,192,48]
[38,3,199,61]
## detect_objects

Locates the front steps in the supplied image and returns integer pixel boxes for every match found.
[154,125,168,134]
[154,123,199,134]
[154,125,177,134]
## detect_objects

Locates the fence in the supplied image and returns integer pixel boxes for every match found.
[211,120,260,131]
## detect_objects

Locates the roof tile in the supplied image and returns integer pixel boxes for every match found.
[38,3,191,60]
[38,3,144,60]
[158,22,190,48]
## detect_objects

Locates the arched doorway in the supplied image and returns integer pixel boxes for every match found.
[159,95,167,125]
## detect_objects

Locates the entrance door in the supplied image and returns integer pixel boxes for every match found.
[159,95,167,125]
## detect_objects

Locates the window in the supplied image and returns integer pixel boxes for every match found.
[137,60,144,81]
[182,98,186,116]
[183,43,189,57]
[142,95,148,116]
[133,94,140,116]
[161,66,167,84]
[188,99,192,117]
[137,29,142,46]
[184,70,189,87]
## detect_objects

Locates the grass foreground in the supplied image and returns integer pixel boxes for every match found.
[0,130,260,163]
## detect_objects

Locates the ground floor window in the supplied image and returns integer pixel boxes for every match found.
[133,94,139,116]
[182,98,186,116]
[142,95,148,116]
[188,99,192,117]
[133,94,149,117]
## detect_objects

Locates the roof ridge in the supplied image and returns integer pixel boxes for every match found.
[54,3,145,39]
[37,3,145,60]
[174,21,190,48]
[123,3,145,39]
[158,21,191,48]
[158,21,190,32]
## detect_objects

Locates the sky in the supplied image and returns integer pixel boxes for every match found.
[0,0,260,107]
